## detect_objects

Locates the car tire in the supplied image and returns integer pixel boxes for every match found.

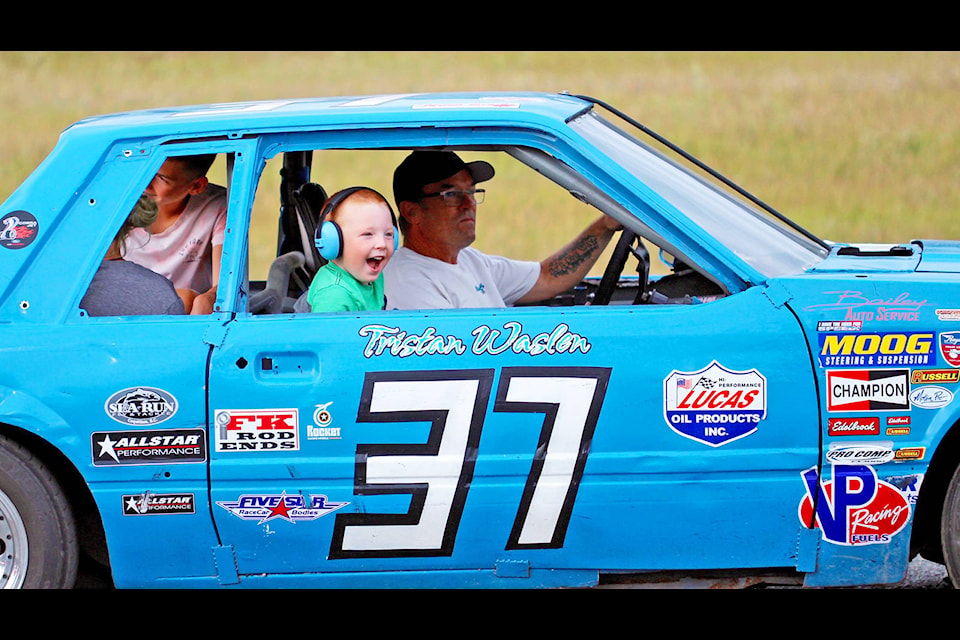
[0,434,78,588]
[940,463,960,588]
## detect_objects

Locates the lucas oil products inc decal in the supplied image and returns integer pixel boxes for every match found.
[799,464,911,546]
[663,361,766,447]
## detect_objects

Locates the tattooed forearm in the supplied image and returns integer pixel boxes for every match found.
[548,235,600,277]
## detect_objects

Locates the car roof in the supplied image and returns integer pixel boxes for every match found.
[60,92,595,143]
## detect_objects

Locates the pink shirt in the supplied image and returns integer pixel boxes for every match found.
[126,184,227,294]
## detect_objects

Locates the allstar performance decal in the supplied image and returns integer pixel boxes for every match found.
[92,428,206,466]
[122,492,196,515]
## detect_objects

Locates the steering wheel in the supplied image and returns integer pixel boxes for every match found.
[593,230,641,305]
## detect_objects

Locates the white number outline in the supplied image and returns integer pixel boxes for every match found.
[496,366,611,550]
[328,366,610,559]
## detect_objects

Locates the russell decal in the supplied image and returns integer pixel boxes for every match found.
[663,361,766,447]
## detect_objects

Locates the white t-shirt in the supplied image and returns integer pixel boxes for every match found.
[126,185,228,294]
[383,246,540,310]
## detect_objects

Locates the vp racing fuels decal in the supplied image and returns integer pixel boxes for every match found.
[799,465,911,546]
[329,366,610,559]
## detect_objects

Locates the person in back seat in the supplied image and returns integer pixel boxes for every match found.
[125,154,227,314]
[81,196,185,317]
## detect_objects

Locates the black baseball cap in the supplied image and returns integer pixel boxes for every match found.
[393,150,494,205]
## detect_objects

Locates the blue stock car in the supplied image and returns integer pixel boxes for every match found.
[2,92,959,589]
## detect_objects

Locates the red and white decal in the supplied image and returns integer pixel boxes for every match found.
[214,408,300,451]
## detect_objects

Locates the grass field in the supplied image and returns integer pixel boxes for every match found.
[2,51,958,265]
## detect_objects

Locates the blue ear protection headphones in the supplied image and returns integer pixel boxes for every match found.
[315,186,399,261]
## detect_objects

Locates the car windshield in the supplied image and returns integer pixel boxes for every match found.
[570,110,829,278]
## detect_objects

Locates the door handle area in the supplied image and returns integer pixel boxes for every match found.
[254,351,320,380]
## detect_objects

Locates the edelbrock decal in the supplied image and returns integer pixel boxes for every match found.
[663,361,766,447]
[105,386,178,426]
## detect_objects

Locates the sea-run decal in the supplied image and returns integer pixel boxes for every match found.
[217,492,349,524]
[105,386,178,426]
[663,361,766,447]
[92,428,206,466]
[827,369,909,412]
[122,492,196,515]
[358,321,591,359]
[798,464,911,545]
[804,290,927,322]
[214,409,299,451]
[818,331,935,368]
[940,331,960,367]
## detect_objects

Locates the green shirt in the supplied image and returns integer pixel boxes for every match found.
[307,262,384,312]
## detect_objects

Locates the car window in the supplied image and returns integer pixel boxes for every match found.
[242,146,725,316]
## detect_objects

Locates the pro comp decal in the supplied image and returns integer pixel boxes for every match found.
[826,369,909,412]
[105,387,178,426]
[663,361,766,447]
[92,428,206,466]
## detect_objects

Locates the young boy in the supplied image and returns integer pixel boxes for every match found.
[306,187,397,313]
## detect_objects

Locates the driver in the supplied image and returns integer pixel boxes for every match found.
[383,150,621,309]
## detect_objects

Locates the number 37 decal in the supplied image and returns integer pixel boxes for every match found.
[329,366,611,559]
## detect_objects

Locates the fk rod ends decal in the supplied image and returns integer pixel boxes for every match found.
[663,361,767,447]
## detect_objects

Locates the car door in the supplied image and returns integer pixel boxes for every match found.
[206,280,819,585]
